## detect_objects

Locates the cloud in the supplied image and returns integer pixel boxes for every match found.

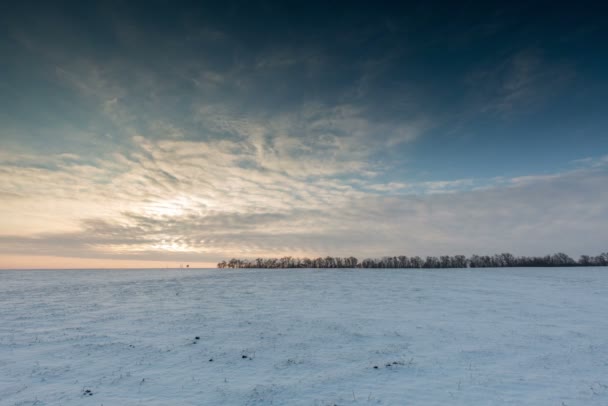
[365,179,477,194]
[466,49,575,117]
[1,139,607,264]
[1,3,606,268]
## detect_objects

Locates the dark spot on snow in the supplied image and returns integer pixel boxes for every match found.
[195,336,200,340]
[209,358,213,362]
[373,366,378,369]
[83,389,93,396]
[242,355,248,359]
[384,360,406,368]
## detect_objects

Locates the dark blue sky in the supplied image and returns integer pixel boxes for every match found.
[1,1,607,266]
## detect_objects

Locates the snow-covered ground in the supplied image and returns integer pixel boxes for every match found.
[1,267,608,405]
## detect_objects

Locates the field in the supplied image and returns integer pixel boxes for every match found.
[1,267,608,405]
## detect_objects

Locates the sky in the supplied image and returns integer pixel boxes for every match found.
[1,1,607,268]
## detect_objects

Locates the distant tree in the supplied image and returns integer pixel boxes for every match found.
[217,251,608,269]
[453,255,468,268]
[579,255,591,266]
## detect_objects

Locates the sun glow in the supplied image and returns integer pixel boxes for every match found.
[95,240,195,254]
[143,196,200,218]
[150,240,193,252]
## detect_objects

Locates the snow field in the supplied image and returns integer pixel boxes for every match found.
[1,267,608,405]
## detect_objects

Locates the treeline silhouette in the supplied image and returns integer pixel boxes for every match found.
[217,252,608,269]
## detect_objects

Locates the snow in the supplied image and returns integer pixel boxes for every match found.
[1,267,608,405]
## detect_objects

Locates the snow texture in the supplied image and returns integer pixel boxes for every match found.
[1,267,608,405]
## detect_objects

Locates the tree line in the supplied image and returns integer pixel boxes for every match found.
[217,252,608,269]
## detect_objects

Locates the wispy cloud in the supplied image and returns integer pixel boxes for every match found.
[466,49,575,117]
[1,2,606,267]
[2,136,607,264]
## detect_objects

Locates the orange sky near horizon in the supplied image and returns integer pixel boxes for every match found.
[0,255,217,269]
